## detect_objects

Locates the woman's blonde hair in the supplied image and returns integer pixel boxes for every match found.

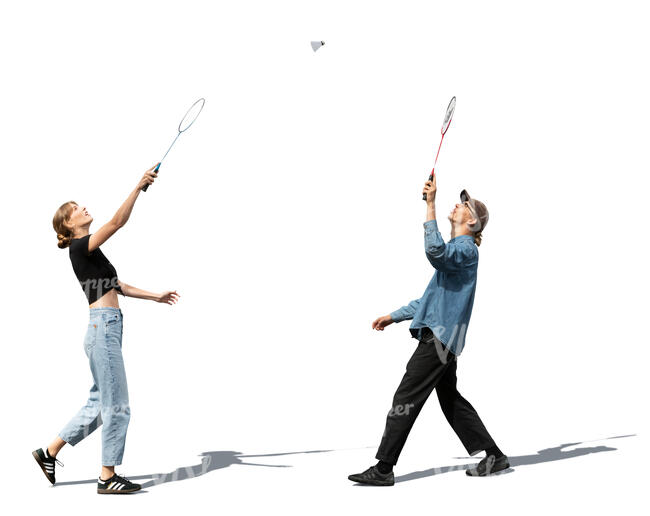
[52,201,77,249]
[473,231,483,247]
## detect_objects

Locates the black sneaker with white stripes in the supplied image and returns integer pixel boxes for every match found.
[97,473,141,494]
[32,447,63,485]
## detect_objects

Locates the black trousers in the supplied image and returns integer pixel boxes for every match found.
[376,328,496,465]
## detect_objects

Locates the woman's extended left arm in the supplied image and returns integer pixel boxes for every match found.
[117,280,180,304]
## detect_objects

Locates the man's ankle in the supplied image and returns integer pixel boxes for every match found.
[485,445,504,458]
[376,460,393,474]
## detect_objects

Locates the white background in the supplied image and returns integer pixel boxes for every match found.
[1,0,648,513]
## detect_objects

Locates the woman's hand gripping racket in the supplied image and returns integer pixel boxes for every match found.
[142,98,206,192]
[422,96,456,201]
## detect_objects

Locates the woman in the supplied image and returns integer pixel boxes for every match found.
[33,164,180,494]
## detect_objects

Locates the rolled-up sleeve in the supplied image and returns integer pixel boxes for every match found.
[424,220,478,272]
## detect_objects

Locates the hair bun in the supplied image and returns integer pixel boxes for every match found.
[57,233,72,249]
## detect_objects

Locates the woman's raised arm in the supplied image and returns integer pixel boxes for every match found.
[88,164,158,252]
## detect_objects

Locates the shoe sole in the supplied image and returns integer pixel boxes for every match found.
[97,487,141,494]
[32,450,55,485]
[348,475,394,486]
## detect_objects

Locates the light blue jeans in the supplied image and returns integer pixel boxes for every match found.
[58,307,130,466]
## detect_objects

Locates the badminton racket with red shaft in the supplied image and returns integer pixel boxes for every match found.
[422,96,456,200]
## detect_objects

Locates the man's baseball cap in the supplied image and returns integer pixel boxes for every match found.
[460,189,489,233]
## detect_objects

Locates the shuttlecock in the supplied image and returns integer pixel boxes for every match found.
[311,41,325,52]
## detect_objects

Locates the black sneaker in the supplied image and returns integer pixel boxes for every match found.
[97,473,142,494]
[348,465,395,486]
[466,454,510,476]
[32,448,63,485]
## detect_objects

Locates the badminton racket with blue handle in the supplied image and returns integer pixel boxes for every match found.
[142,98,206,192]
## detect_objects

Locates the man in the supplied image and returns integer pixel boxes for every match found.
[348,174,509,486]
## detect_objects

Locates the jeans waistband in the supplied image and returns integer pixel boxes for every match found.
[89,307,123,316]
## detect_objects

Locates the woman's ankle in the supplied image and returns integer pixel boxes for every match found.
[100,467,115,481]
[48,437,66,458]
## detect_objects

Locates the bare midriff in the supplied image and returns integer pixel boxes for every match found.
[89,288,120,309]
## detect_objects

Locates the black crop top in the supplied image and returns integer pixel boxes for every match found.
[69,234,124,305]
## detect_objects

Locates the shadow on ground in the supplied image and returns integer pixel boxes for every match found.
[53,434,635,488]
[54,448,337,489]
[394,434,636,483]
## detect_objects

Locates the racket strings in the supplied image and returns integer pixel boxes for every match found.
[178,98,205,132]
[441,96,456,135]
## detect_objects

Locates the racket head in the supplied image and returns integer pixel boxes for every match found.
[178,98,206,133]
[440,96,456,135]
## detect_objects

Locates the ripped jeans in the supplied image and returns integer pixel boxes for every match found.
[58,307,130,466]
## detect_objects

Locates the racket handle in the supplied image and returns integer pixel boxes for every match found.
[422,173,433,201]
[141,163,161,192]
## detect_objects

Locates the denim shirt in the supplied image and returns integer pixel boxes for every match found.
[390,219,478,356]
